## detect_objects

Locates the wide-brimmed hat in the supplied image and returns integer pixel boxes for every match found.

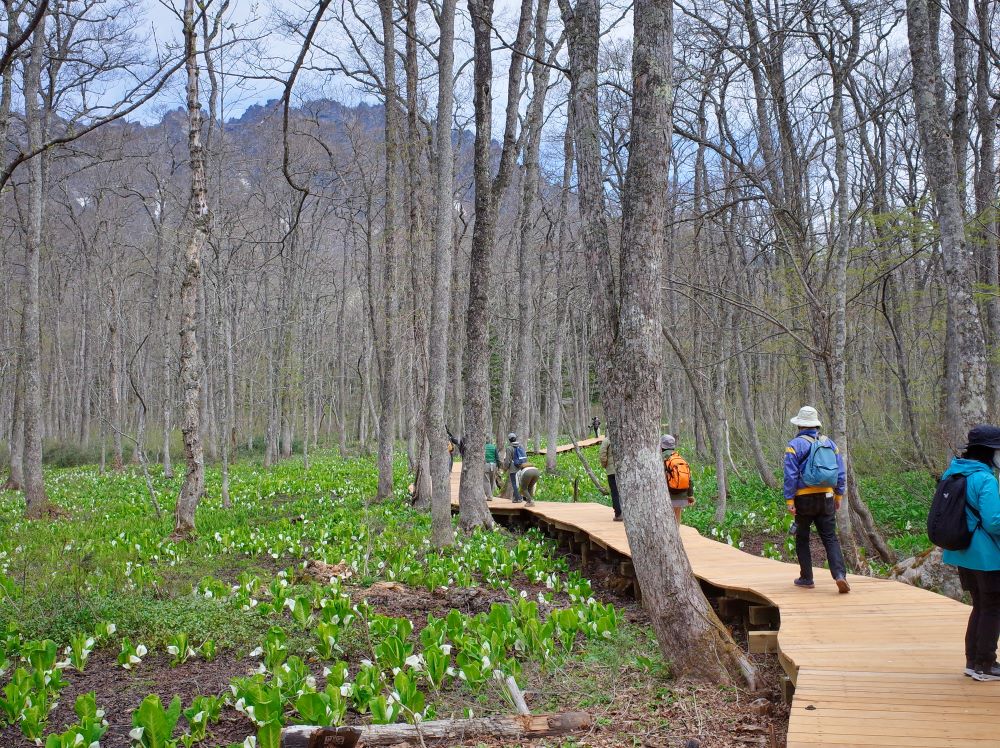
[790,406,822,428]
[965,425,1000,450]
[660,434,676,451]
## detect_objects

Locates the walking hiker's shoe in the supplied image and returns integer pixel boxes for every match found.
[511,498,523,504]
[525,500,535,507]
[793,578,815,589]
[971,663,1000,681]
[613,514,623,522]
[965,662,977,678]
[835,577,851,594]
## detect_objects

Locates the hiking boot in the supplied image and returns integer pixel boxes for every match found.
[793,578,815,589]
[511,498,523,504]
[524,500,535,507]
[613,514,623,522]
[971,663,1000,682]
[835,577,851,594]
[965,661,977,678]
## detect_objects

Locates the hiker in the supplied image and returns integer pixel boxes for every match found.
[517,465,540,503]
[599,437,623,521]
[783,406,850,594]
[446,427,464,473]
[937,426,1000,682]
[506,433,530,504]
[591,416,601,440]
[662,435,694,523]
[484,439,499,500]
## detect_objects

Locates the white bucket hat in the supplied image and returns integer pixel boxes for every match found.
[790,406,822,428]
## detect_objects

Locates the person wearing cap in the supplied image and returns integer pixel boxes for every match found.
[599,437,623,521]
[661,434,694,523]
[941,425,1000,682]
[506,433,530,505]
[784,406,849,593]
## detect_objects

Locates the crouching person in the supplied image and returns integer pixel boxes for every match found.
[517,465,539,506]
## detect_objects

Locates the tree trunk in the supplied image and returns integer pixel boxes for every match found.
[375,0,402,501]
[560,0,744,684]
[510,0,552,441]
[3,310,25,491]
[907,0,988,446]
[546,123,573,473]
[174,0,209,536]
[22,13,49,518]
[426,0,458,546]
[458,0,530,531]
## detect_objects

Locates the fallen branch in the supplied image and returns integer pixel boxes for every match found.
[570,435,609,496]
[281,712,593,748]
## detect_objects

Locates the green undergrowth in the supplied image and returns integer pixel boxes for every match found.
[0,452,645,748]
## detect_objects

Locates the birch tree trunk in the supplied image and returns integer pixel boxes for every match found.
[907,0,988,445]
[108,285,124,470]
[174,0,209,536]
[545,123,573,474]
[22,12,49,518]
[426,0,458,546]
[560,0,744,684]
[458,0,530,530]
[4,310,25,491]
[510,0,551,440]
[375,0,402,501]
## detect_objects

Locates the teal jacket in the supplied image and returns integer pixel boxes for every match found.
[941,458,1000,572]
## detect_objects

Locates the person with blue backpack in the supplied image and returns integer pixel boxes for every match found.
[783,406,850,593]
[931,425,1000,682]
[506,433,532,506]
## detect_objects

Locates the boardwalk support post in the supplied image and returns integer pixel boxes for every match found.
[749,630,778,654]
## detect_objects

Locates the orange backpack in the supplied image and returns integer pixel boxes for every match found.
[664,453,692,491]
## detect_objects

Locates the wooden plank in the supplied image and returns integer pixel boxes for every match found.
[748,604,780,627]
[451,446,994,747]
[749,630,779,654]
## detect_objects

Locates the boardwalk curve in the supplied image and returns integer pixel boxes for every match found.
[450,472,996,746]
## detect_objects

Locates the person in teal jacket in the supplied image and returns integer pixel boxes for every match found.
[941,425,1000,682]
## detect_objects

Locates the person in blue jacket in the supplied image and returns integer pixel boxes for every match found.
[783,406,850,593]
[506,433,531,505]
[941,425,1000,682]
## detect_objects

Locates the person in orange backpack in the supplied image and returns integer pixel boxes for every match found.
[661,434,694,523]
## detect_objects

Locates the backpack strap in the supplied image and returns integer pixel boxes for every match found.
[965,496,1000,552]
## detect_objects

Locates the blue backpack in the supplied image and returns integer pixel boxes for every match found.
[800,435,839,488]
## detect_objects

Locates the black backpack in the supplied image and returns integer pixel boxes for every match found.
[927,474,980,551]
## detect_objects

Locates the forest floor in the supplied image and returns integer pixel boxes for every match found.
[0,450,794,748]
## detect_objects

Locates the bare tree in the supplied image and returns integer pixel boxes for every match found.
[174,0,209,536]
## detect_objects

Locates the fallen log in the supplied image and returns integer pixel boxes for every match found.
[281,711,593,748]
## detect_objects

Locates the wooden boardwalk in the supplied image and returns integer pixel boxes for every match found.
[450,474,997,746]
[532,435,604,455]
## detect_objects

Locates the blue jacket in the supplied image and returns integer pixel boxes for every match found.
[941,458,1000,572]
[783,428,846,502]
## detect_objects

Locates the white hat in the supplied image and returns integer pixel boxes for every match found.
[790,406,822,428]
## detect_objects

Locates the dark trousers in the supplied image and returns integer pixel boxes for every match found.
[608,474,621,516]
[794,495,847,581]
[509,471,522,502]
[958,567,1000,668]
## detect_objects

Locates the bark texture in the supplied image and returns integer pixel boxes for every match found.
[174,0,208,536]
